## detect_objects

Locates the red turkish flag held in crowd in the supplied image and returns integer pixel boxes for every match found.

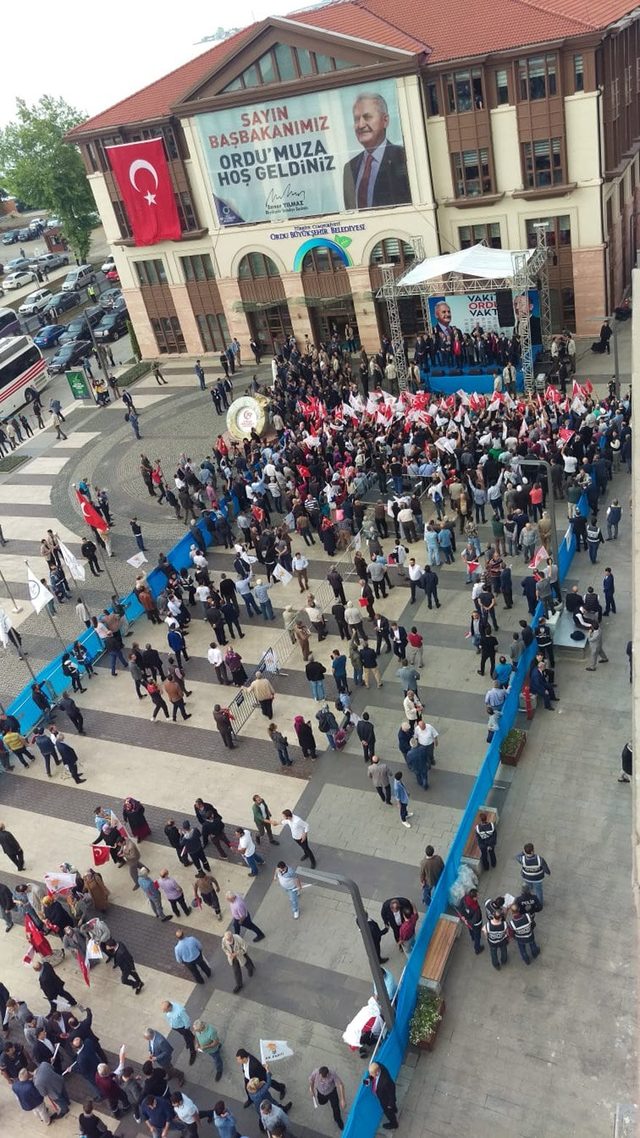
[75,490,107,532]
[106,138,181,247]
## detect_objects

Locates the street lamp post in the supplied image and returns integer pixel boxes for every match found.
[295,866,396,1029]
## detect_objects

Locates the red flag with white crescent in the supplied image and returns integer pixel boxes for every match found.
[106,138,181,247]
[76,949,91,987]
[75,490,107,532]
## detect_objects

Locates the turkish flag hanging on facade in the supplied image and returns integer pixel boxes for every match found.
[106,138,181,247]
[75,489,108,532]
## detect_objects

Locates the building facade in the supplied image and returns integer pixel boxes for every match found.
[68,0,640,358]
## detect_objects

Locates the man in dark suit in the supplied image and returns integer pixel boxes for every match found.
[365,1061,398,1129]
[235,1048,287,1103]
[343,93,411,210]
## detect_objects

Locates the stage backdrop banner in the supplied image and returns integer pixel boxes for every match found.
[195,79,411,226]
[428,289,541,341]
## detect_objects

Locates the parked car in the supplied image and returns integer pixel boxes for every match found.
[59,305,104,344]
[41,289,81,318]
[100,287,122,309]
[18,288,53,315]
[34,324,67,348]
[3,269,37,290]
[36,252,69,272]
[47,340,93,374]
[46,217,61,230]
[5,257,31,274]
[1,230,19,246]
[94,309,128,341]
[61,264,95,291]
[17,228,35,241]
[101,255,116,274]
[105,268,120,283]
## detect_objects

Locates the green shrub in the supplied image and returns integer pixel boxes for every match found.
[118,361,152,387]
[409,990,443,1044]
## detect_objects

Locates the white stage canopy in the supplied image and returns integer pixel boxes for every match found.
[399,243,535,287]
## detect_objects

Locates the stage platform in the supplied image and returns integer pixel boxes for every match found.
[418,365,524,395]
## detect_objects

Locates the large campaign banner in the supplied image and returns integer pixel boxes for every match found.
[195,79,411,226]
[428,290,541,342]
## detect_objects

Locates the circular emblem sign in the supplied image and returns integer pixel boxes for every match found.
[226,396,266,441]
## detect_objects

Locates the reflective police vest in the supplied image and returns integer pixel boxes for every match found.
[485,919,508,944]
[521,854,544,881]
[475,821,496,847]
[509,913,533,940]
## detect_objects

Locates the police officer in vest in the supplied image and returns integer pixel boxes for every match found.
[514,883,542,919]
[475,811,497,871]
[485,906,509,970]
[509,902,540,965]
[457,888,484,955]
[516,842,551,907]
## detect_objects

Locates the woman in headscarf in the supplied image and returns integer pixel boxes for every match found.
[224,646,247,686]
[122,797,151,842]
[83,869,110,913]
[293,715,317,759]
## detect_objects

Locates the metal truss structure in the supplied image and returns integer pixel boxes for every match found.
[376,241,550,393]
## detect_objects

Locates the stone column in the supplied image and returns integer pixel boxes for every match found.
[346,265,380,353]
[571,246,607,337]
[168,284,202,355]
[215,277,253,355]
[279,272,312,346]
[122,288,156,360]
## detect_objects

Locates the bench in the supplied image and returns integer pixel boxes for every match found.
[419,914,460,995]
[461,806,499,874]
[552,606,587,654]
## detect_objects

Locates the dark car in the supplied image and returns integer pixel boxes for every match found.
[58,305,104,344]
[34,324,67,349]
[47,340,93,374]
[1,230,19,245]
[100,287,122,309]
[94,309,128,342]
[17,228,34,241]
[42,289,81,317]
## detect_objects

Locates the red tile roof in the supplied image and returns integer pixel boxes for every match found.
[69,0,638,136]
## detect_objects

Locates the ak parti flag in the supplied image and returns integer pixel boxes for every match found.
[106,138,181,247]
[75,489,107,533]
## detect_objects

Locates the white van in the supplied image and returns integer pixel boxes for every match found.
[61,264,95,291]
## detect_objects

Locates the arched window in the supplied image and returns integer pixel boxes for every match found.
[370,239,415,268]
[301,246,346,273]
[238,253,281,280]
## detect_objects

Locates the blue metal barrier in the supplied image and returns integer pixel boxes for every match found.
[343,495,588,1136]
[3,519,213,737]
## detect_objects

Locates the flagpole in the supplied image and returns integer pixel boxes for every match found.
[94,541,119,598]
[0,570,23,614]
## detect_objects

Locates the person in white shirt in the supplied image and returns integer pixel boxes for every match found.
[235,828,264,877]
[170,1090,215,1128]
[414,719,439,766]
[207,643,228,685]
[275,810,317,869]
[407,558,425,603]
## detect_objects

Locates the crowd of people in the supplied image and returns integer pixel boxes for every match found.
[0,313,632,1135]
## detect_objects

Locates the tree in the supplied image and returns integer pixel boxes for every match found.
[0,96,96,261]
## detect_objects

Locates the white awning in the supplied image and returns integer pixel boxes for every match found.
[399,244,534,286]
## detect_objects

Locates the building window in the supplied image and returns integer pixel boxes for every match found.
[525,215,571,247]
[637,58,640,94]
[452,149,492,197]
[518,54,558,100]
[180,254,215,282]
[175,191,198,232]
[85,143,99,173]
[196,313,230,352]
[445,68,484,113]
[631,163,637,197]
[495,70,509,105]
[112,200,132,240]
[625,65,632,105]
[459,223,502,249]
[301,246,346,273]
[151,316,186,354]
[238,253,280,279]
[426,81,440,115]
[574,55,584,92]
[222,45,350,91]
[370,239,415,266]
[522,139,563,188]
[606,197,613,232]
[134,259,167,286]
[611,79,620,121]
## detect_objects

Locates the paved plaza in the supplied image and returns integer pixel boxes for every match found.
[0,331,635,1137]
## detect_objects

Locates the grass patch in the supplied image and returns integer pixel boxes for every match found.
[0,453,29,473]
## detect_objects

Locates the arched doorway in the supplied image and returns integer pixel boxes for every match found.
[369,238,421,342]
[238,253,293,354]
[300,245,359,348]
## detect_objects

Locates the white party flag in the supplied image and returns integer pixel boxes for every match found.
[259,1039,294,1064]
[59,540,85,582]
[0,608,10,648]
[127,551,148,569]
[43,871,78,894]
[27,567,54,614]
